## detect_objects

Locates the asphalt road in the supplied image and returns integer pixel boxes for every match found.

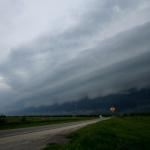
[0,118,108,150]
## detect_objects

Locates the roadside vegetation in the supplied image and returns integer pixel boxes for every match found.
[45,116,150,150]
[0,115,95,130]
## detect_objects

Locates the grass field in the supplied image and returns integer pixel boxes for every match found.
[45,116,150,150]
[0,116,95,130]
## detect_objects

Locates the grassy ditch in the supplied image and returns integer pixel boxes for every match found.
[45,116,150,150]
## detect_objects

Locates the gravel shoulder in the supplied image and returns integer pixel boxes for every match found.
[0,118,109,150]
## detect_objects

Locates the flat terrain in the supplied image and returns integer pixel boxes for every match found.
[0,118,107,150]
[0,116,95,130]
[45,116,150,150]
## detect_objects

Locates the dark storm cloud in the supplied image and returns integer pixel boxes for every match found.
[0,0,150,112]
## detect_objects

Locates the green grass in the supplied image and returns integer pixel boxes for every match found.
[45,116,150,150]
[0,116,95,130]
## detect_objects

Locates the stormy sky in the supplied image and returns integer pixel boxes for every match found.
[0,0,150,113]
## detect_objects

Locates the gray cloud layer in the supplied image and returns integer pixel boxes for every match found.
[0,0,150,112]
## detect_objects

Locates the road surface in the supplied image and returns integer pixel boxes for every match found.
[0,118,108,150]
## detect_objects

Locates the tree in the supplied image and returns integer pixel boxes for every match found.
[0,115,7,124]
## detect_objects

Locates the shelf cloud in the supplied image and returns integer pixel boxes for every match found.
[0,0,150,112]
